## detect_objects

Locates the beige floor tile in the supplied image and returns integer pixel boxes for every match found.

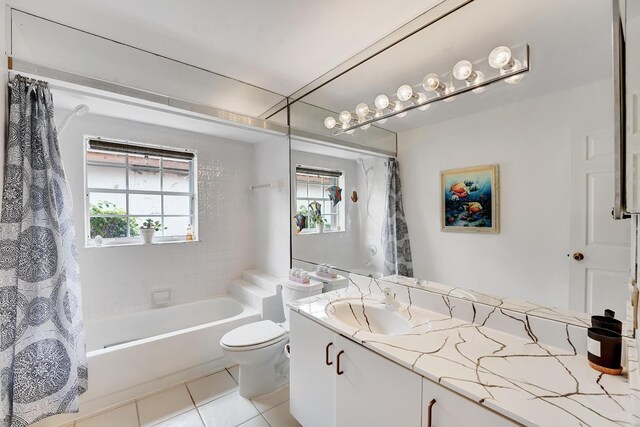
[197,391,259,427]
[187,370,237,406]
[262,402,301,427]
[238,415,270,427]
[76,403,138,427]
[137,385,195,427]
[151,409,204,427]
[227,365,239,384]
[250,385,289,413]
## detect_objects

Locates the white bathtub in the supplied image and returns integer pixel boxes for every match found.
[81,295,260,415]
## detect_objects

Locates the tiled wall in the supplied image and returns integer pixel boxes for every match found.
[58,111,258,320]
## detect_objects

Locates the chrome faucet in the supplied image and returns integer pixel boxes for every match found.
[382,287,400,311]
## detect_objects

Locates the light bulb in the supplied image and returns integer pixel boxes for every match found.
[374,109,388,124]
[393,101,407,118]
[502,59,523,84]
[453,60,474,80]
[396,84,413,102]
[361,123,371,130]
[374,94,390,110]
[416,93,430,111]
[339,110,352,124]
[355,103,370,118]
[346,129,355,135]
[488,46,513,69]
[324,117,337,129]
[422,73,441,91]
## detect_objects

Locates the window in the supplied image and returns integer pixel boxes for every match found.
[295,166,345,233]
[85,138,197,246]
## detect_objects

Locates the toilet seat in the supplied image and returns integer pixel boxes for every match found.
[221,320,287,351]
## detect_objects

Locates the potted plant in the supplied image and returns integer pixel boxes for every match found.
[314,215,326,233]
[140,218,164,244]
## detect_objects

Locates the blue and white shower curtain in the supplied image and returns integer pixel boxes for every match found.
[0,76,87,426]
[382,159,414,277]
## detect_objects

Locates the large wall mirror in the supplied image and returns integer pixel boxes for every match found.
[290,0,634,319]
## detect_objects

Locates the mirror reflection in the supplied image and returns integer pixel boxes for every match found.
[291,0,631,317]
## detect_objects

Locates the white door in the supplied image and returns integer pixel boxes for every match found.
[570,127,631,315]
[335,336,422,427]
[289,311,337,427]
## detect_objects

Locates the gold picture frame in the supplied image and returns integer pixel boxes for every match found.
[441,164,499,233]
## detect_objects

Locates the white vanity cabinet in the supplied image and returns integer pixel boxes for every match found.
[290,310,518,427]
[421,378,517,426]
[290,311,421,427]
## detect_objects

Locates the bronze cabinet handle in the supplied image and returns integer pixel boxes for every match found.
[336,350,345,375]
[427,399,436,427]
[325,342,334,366]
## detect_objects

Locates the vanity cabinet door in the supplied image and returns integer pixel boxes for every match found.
[421,378,517,427]
[289,311,337,427]
[335,336,422,427]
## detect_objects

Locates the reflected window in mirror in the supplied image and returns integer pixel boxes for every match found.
[295,166,345,234]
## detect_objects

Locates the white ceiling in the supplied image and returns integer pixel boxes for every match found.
[301,0,613,132]
[10,0,444,96]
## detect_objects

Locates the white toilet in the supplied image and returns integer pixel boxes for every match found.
[220,279,324,398]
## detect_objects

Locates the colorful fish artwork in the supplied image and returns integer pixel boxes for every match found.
[294,213,307,234]
[441,165,499,233]
[327,186,342,207]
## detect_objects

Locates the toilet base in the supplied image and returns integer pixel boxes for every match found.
[238,359,288,398]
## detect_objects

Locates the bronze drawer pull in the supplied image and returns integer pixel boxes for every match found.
[336,350,345,375]
[325,342,334,366]
[427,399,436,427]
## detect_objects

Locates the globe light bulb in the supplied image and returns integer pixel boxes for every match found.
[422,73,440,91]
[374,109,388,124]
[374,94,390,110]
[416,92,431,111]
[355,103,370,118]
[488,46,513,69]
[502,59,524,84]
[357,117,371,131]
[339,110,352,125]
[453,60,474,80]
[324,116,337,129]
[396,84,413,102]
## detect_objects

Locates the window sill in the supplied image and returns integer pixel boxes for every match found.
[85,239,202,249]
[296,229,345,236]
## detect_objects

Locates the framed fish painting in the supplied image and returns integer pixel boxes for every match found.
[441,165,499,233]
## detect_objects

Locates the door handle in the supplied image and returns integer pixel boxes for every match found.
[336,350,345,375]
[427,399,436,427]
[325,342,334,366]
[573,252,584,261]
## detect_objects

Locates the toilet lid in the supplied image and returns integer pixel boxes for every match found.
[221,320,287,348]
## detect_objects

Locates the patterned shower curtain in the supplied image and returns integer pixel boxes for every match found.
[382,159,414,277]
[0,76,87,426]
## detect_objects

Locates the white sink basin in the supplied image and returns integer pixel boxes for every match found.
[326,299,414,335]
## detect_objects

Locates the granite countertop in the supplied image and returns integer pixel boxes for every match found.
[289,284,631,426]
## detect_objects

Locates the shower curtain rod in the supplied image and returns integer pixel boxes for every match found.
[6,56,290,136]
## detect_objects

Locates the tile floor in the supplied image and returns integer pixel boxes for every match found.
[70,366,301,427]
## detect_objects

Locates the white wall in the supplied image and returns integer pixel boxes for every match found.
[58,110,257,320]
[398,80,611,307]
[252,135,290,278]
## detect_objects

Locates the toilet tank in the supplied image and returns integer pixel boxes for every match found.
[281,279,324,322]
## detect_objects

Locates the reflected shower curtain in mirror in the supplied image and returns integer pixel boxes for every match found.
[0,76,87,426]
[382,159,414,277]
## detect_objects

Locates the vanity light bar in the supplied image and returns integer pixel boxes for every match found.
[324,43,530,135]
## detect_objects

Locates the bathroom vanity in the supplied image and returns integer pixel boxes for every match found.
[289,275,632,426]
